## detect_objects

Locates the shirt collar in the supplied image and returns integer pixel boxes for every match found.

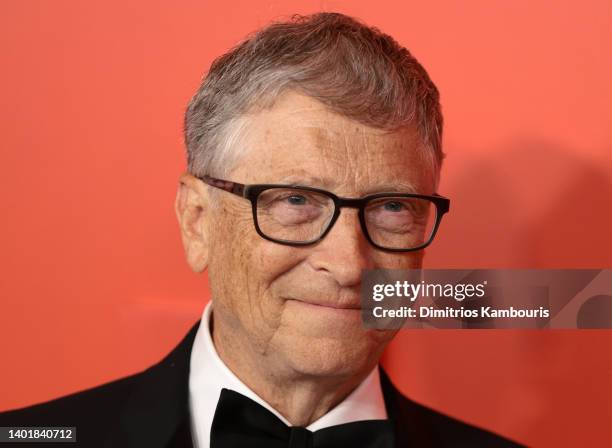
[188,300,388,448]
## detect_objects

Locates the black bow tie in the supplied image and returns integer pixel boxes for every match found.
[210,388,395,448]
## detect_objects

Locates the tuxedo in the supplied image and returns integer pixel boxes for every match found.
[0,320,522,447]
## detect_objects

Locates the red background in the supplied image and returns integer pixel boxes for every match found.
[1,1,611,446]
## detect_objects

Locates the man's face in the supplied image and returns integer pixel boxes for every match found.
[196,91,435,379]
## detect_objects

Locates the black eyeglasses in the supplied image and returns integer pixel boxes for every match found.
[197,175,450,252]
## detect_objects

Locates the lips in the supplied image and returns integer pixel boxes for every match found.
[287,297,362,310]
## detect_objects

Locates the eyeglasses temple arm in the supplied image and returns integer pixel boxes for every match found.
[199,175,246,197]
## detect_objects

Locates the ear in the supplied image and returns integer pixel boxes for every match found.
[175,172,210,273]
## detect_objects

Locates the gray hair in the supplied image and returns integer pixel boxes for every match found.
[184,12,444,188]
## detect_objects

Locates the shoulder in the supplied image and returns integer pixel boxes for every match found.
[0,321,201,447]
[0,370,146,446]
[0,371,142,422]
[379,369,525,448]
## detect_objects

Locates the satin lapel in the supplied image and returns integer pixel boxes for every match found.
[104,320,202,448]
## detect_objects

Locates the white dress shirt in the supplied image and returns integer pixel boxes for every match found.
[188,301,388,448]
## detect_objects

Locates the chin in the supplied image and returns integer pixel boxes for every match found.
[273,330,388,379]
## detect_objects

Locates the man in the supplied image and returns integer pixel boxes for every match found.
[0,12,522,448]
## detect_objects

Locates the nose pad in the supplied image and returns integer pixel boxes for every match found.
[307,202,376,286]
[317,208,372,266]
[325,207,366,243]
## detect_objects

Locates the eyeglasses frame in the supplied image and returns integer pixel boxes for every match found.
[196,174,450,252]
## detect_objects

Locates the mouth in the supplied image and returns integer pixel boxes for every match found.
[287,298,362,311]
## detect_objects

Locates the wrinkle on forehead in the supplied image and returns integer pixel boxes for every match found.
[232,91,436,195]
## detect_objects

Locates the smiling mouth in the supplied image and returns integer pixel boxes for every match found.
[288,298,362,311]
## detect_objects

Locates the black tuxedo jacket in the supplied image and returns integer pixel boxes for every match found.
[0,320,523,447]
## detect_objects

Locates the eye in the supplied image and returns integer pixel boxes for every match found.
[286,195,307,205]
[383,201,405,212]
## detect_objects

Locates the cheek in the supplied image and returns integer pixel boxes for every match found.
[374,251,424,270]
[209,214,307,328]
[258,243,306,276]
[248,245,306,317]
[206,206,258,319]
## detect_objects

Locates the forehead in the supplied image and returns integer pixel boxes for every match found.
[231,91,435,195]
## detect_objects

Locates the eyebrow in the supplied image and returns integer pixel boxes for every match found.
[275,173,420,195]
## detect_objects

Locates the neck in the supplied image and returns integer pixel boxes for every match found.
[210,311,376,426]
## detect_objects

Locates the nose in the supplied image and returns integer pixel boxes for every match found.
[307,207,373,287]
